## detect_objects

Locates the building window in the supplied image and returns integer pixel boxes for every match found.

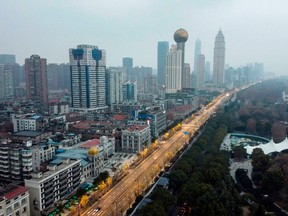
[21,198,27,204]
[23,206,27,213]
[14,202,20,209]
[6,207,12,214]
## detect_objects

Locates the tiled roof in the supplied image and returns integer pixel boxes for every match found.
[81,139,100,148]
[114,114,127,121]
[3,186,28,200]
[125,125,148,132]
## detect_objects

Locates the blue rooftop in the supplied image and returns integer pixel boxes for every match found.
[31,115,41,119]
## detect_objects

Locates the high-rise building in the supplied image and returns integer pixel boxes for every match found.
[197,54,206,87]
[47,63,70,91]
[0,64,14,100]
[0,54,16,64]
[123,57,133,69]
[166,28,188,93]
[254,62,264,79]
[144,75,157,95]
[174,28,188,89]
[205,61,211,82]
[183,63,191,88]
[157,41,169,86]
[193,39,201,74]
[166,45,182,93]
[122,80,137,102]
[132,66,153,88]
[69,44,106,110]
[213,29,226,85]
[106,68,123,105]
[123,57,133,80]
[25,55,48,104]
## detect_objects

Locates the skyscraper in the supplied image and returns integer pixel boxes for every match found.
[213,29,225,85]
[69,44,106,110]
[157,41,169,86]
[183,63,191,88]
[0,64,14,100]
[0,54,16,64]
[122,80,137,102]
[205,61,211,82]
[123,57,133,80]
[166,28,188,93]
[166,45,182,93]
[193,39,201,74]
[174,28,188,89]
[25,55,48,104]
[106,68,123,105]
[123,57,133,69]
[197,54,206,87]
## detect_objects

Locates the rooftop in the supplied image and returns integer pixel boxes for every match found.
[0,185,28,200]
[27,159,80,183]
[13,130,45,137]
[81,139,100,148]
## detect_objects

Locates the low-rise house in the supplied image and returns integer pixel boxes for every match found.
[121,125,151,153]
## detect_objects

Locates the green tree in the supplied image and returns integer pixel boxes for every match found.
[151,188,174,209]
[233,145,247,160]
[141,201,166,216]
[168,170,188,190]
[262,168,285,192]
[251,148,270,172]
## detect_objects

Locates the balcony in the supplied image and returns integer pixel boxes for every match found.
[44,182,53,189]
[0,163,9,168]
[11,175,22,180]
[0,155,9,159]
[22,162,33,167]
[59,175,67,181]
[10,156,20,160]
[45,187,53,195]
[11,169,21,174]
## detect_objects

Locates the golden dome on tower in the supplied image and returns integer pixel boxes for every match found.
[88,147,98,156]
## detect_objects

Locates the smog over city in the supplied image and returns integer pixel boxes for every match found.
[1,1,288,216]
[1,0,288,74]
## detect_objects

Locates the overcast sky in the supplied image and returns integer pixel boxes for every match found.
[1,0,287,74]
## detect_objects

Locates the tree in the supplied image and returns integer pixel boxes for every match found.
[141,201,166,216]
[233,145,247,160]
[251,148,270,172]
[262,167,285,192]
[169,169,189,189]
[99,181,107,191]
[151,188,174,209]
[80,195,89,207]
[69,206,76,213]
[106,177,112,186]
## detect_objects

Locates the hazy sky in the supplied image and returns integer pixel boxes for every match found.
[1,0,287,74]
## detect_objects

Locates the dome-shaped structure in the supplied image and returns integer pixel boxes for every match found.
[88,147,98,156]
[174,28,188,43]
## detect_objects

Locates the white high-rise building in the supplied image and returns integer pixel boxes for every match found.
[193,39,201,74]
[0,64,14,100]
[183,63,191,88]
[197,54,206,87]
[213,29,226,85]
[69,44,106,111]
[165,45,182,93]
[106,68,123,105]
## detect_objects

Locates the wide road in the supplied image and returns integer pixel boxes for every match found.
[82,91,234,216]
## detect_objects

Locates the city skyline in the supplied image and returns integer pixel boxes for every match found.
[0,0,287,74]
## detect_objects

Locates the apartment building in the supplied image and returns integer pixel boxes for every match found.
[0,185,30,216]
[11,113,42,132]
[25,159,81,216]
[121,125,151,153]
[0,139,33,181]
